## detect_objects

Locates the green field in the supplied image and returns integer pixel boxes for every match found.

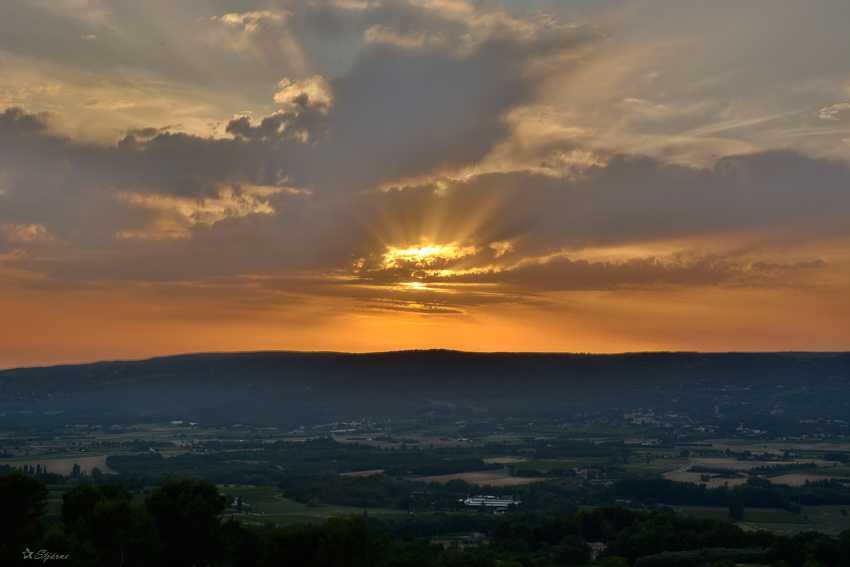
[0,452,105,462]
[675,507,732,522]
[237,514,326,527]
[804,467,850,477]
[744,510,807,523]
[512,460,585,470]
[675,507,806,524]
[801,505,850,535]
[41,483,386,524]
[621,458,691,475]
[220,486,280,503]
[504,457,690,474]
[217,486,407,524]
[717,440,775,447]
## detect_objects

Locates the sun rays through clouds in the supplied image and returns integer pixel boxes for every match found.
[1,0,849,365]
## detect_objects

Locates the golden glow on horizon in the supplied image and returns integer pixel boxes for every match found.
[2,280,848,370]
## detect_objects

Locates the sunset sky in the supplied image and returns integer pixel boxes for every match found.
[2,0,850,368]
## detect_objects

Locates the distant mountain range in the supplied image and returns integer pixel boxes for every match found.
[1,351,849,433]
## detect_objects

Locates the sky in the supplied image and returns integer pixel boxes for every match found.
[1,0,850,368]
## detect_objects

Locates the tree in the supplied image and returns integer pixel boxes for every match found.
[71,463,81,478]
[37,523,99,567]
[491,521,512,546]
[552,545,589,566]
[265,523,322,567]
[317,514,376,567]
[145,478,226,567]
[221,517,267,567]
[0,471,49,561]
[61,482,165,567]
[62,483,103,526]
[837,528,850,567]
[262,515,376,567]
[729,499,745,522]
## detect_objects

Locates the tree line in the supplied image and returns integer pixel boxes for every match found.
[5,470,850,566]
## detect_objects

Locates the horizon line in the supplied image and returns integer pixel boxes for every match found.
[2,348,847,373]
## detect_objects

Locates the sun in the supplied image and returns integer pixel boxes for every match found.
[382,241,479,274]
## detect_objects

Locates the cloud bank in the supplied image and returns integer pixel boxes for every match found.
[0,0,849,363]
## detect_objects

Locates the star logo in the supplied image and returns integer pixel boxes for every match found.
[22,548,34,559]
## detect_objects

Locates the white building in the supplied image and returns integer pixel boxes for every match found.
[461,495,520,507]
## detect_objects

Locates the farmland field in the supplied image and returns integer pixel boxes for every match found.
[415,470,546,486]
[624,458,691,475]
[674,507,733,522]
[511,460,583,470]
[663,472,749,488]
[340,468,385,477]
[216,486,408,526]
[675,507,806,524]
[768,474,848,486]
[0,454,115,475]
[743,510,807,523]
[692,457,777,470]
[806,467,850,477]
[800,505,850,536]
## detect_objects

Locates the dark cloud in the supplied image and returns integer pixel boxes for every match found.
[352,252,828,295]
[0,107,50,134]
[747,259,825,272]
[1,86,848,308]
[0,3,598,221]
[123,126,175,139]
[364,151,850,255]
[315,50,518,189]
[276,2,598,193]
[224,103,328,144]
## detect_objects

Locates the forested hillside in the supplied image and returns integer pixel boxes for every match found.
[2,351,849,433]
